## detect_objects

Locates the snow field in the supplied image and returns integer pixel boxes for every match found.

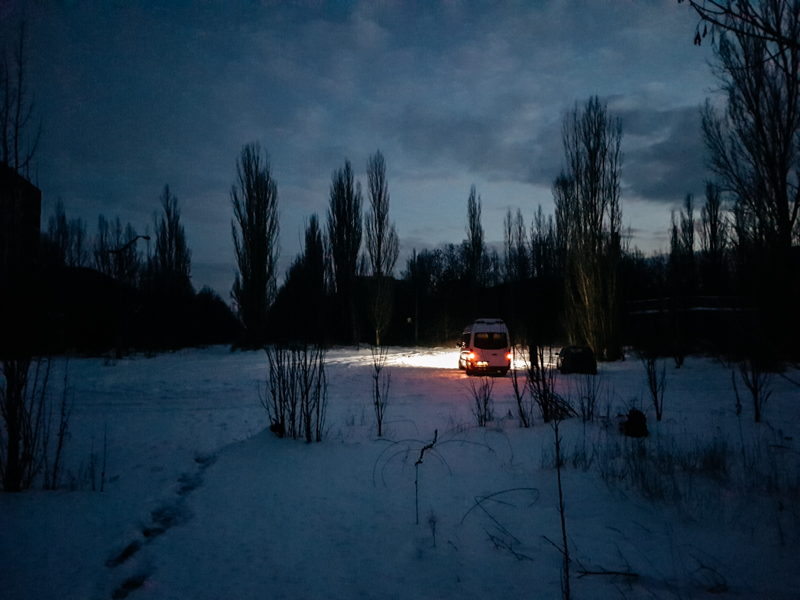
[1,346,799,599]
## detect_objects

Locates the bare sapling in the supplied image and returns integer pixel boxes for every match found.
[267,344,299,439]
[314,354,328,442]
[88,435,97,491]
[468,376,494,426]
[642,354,666,421]
[731,371,748,467]
[263,344,290,437]
[101,422,108,492]
[370,344,391,437]
[415,429,438,525]
[49,359,73,489]
[509,347,533,427]
[553,415,570,600]
[428,511,438,547]
[527,344,574,423]
[1,358,59,491]
[576,371,602,423]
[297,343,327,443]
[733,358,772,423]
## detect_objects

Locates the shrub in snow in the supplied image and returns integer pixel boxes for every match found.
[467,376,494,426]
[1,358,73,491]
[263,343,328,442]
[573,371,605,423]
[527,344,575,423]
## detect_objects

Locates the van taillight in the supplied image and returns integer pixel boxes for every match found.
[468,351,475,360]
[506,353,513,361]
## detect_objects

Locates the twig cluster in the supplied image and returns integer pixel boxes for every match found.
[370,344,391,437]
[0,358,73,491]
[467,376,494,426]
[509,347,535,427]
[263,343,328,442]
[528,344,575,423]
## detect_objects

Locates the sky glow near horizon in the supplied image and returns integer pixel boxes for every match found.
[6,1,716,297]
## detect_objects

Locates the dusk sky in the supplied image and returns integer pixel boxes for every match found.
[7,1,716,298]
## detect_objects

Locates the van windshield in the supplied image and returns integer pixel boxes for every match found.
[473,332,508,350]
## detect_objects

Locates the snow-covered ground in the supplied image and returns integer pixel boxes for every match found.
[2,346,799,599]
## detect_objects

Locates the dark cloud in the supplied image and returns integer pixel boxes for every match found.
[620,105,707,203]
[18,0,715,295]
[393,97,563,188]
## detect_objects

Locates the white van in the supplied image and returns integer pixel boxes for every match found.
[457,318,512,376]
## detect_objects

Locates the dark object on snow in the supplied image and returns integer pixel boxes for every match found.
[269,421,286,438]
[621,408,648,438]
[557,346,597,375]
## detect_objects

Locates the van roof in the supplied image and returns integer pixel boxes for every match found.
[462,318,507,334]
[471,319,508,333]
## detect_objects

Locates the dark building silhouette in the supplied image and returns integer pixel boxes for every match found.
[1,161,41,277]
[1,163,42,358]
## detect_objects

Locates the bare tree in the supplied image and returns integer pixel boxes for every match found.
[699,182,729,293]
[365,150,399,346]
[531,204,558,279]
[503,208,530,283]
[46,200,89,268]
[151,185,192,298]
[464,185,484,283]
[700,183,727,256]
[0,21,41,177]
[669,193,697,296]
[681,0,800,51]
[92,215,143,288]
[701,2,800,259]
[327,160,362,345]
[1,21,47,495]
[300,214,327,340]
[554,96,624,361]
[365,150,399,278]
[231,143,279,347]
[699,1,800,349]
[464,185,484,317]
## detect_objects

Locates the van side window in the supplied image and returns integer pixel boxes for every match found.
[473,332,508,350]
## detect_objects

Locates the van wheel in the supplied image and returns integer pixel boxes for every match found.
[499,368,508,377]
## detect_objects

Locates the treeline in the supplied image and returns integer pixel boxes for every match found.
[24,95,800,360]
[265,87,798,360]
[8,0,800,360]
[31,186,238,354]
